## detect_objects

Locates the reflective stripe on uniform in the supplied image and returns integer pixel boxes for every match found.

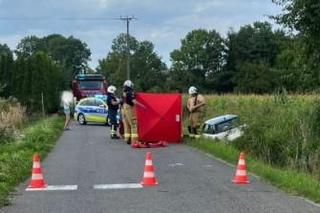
[131,133,138,138]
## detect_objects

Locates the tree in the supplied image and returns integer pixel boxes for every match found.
[234,60,276,93]
[272,0,320,48]
[15,36,44,57]
[169,29,225,93]
[12,52,63,112]
[97,34,167,92]
[0,44,14,97]
[273,0,320,91]
[225,22,285,93]
[16,34,91,88]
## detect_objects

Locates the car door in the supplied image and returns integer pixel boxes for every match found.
[93,99,108,122]
[85,98,106,123]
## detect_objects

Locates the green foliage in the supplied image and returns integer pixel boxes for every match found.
[97,33,167,92]
[0,34,89,113]
[0,116,63,206]
[0,44,14,97]
[234,60,276,93]
[169,29,225,92]
[272,0,320,47]
[273,0,320,91]
[197,94,320,175]
[11,52,63,113]
[226,22,286,93]
[15,34,91,88]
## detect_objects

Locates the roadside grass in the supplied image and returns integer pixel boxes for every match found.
[0,116,63,207]
[187,138,320,203]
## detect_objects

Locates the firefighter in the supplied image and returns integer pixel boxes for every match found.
[106,85,120,139]
[122,80,145,148]
[187,86,206,138]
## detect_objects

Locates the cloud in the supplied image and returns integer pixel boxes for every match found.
[0,0,282,68]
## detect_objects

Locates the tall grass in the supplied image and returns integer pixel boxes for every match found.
[186,94,320,177]
[0,98,26,142]
[0,116,63,206]
[184,94,320,202]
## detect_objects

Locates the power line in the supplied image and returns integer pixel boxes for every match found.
[0,17,120,21]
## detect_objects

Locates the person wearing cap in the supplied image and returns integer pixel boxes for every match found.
[106,85,120,139]
[187,86,206,138]
[122,80,145,148]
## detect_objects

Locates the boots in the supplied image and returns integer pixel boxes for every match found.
[110,125,120,139]
[193,127,200,139]
[188,126,195,138]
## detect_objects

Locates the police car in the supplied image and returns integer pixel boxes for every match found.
[74,97,109,125]
[202,114,245,141]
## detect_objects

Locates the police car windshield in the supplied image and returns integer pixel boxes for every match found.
[79,81,103,89]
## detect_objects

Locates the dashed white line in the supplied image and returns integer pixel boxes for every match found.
[26,185,78,191]
[94,183,143,190]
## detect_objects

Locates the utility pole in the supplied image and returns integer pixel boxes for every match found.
[119,15,136,80]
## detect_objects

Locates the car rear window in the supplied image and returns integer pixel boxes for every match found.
[215,118,239,133]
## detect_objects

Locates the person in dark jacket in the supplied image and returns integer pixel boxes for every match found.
[122,80,145,148]
[106,85,120,139]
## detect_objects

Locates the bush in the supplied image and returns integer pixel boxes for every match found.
[0,98,26,143]
[0,116,63,206]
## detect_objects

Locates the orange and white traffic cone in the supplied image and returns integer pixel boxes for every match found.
[27,153,47,189]
[232,152,249,184]
[140,152,158,186]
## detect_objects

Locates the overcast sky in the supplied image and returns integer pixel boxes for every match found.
[0,0,281,68]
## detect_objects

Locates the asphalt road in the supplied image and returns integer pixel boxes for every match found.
[2,121,320,213]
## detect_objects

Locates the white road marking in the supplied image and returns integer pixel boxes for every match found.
[26,185,78,191]
[93,183,143,190]
[168,162,184,167]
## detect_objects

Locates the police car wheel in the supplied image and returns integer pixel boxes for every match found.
[78,113,87,125]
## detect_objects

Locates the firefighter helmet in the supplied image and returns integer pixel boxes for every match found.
[107,85,116,94]
[188,86,198,95]
[123,80,133,88]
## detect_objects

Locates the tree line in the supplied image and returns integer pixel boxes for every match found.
[1,0,319,112]
[98,1,320,94]
[0,35,91,113]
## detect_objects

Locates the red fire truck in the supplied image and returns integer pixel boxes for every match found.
[72,74,108,101]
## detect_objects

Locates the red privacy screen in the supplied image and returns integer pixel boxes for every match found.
[135,93,182,143]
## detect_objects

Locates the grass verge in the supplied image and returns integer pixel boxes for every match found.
[187,137,320,204]
[0,116,63,207]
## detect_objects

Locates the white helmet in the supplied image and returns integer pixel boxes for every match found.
[188,86,197,95]
[107,85,116,94]
[123,80,133,88]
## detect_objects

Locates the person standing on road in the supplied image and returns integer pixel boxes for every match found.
[61,91,74,131]
[122,80,145,148]
[187,86,206,138]
[106,85,120,139]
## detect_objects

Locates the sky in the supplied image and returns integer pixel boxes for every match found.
[0,0,282,68]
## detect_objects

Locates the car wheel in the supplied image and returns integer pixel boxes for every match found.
[78,113,87,125]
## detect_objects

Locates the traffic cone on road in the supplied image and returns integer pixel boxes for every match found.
[27,153,47,189]
[140,152,158,186]
[232,152,249,184]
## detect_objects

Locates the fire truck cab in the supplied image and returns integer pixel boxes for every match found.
[72,74,108,101]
